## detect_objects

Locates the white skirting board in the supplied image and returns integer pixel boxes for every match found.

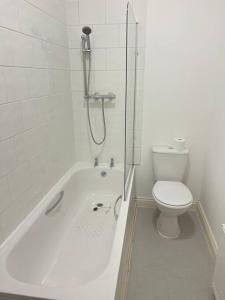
[135,198,218,258]
[135,197,156,208]
[212,225,225,300]
[197,201,218,258]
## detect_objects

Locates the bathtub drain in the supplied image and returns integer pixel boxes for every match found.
[101,171,107,177]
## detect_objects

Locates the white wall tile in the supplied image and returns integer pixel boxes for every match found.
[106,48,126,70]
[0,103,23,140]
[0,135,26,177]
[0,177,11,214]
[25,0,66,23]
[0,186,37,239]
[12,135,26,166]
[22,128,43,159]
[79,0,106,25]
[71,71,84,91]
[0,28,14,65]
[32,39,49,68]
[35,96,51,124]
[21,99,38,130]
[11,32,34,67]
[29,155,46,196]
[137,47,145,69]
[71,48,107,70]
[69,49,82,70]
[66,0,79,25]
[67,26,80,48]
[0,0,21,31]
[19,1,38,36]
[119,24,126,47]
[0,139,17,177]
[0,68,8,104]
[4,67,29,101]
[106,0,127,24]
[95,70,125,95]
[92,49,106,70]
[27,69,51,98]
[8,162,32,201]
[93,25,120,48]
[0,229,2,244]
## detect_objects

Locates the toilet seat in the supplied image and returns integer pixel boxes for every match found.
[153,181,193,207]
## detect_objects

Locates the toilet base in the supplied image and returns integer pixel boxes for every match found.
[157,213,180,239]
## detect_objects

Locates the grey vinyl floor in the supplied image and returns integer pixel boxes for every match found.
[127,208,215,300]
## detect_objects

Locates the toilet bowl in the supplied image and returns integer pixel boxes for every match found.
[152,181,193,239]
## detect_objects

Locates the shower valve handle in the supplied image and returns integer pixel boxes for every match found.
[90,92,116,101]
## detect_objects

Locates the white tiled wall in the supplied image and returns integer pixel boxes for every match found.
[66,0,126,164]
[0,0,146,244]
[0,0,75,243]
[66,0,145,164]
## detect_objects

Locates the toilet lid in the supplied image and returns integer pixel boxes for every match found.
[153,181,193,206]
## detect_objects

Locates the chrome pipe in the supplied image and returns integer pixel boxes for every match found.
[81,26,107,145]
[81,35,90,98]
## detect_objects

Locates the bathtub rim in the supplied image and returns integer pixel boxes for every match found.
[0,162,135,300]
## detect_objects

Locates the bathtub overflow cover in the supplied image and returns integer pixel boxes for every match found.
[101,171,107,177]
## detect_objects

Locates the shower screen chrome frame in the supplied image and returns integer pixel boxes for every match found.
[124,2,138,200]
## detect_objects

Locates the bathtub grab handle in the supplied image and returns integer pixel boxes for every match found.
[45,191,64,215]
[114,195,122,220]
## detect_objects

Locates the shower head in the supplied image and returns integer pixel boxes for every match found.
[82,26,92,35]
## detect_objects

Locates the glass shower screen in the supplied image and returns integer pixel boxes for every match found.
[124,3,138,196]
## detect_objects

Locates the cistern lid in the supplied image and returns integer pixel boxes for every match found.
[153,181,193,206]
[152,146,189,154]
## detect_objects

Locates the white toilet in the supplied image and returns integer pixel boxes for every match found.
[152,146,193,239]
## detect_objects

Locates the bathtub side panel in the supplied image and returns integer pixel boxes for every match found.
[115,173,136,300]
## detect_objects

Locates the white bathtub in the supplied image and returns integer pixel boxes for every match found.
[0,162,135,300]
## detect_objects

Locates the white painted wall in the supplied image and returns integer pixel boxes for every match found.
[197,0,225,246]
[200,100,225,245]
[0,0,75,243]
[135,0,220,201]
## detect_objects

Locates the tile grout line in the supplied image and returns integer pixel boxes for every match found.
[0,24,68,49]
[23,0,67,26]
